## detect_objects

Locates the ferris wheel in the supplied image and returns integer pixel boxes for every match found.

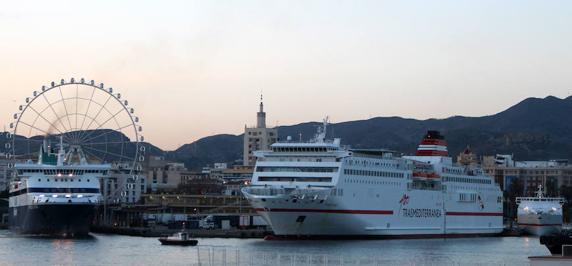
[5,78,145,174]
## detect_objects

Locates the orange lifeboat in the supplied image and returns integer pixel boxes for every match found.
[412,171,440,179]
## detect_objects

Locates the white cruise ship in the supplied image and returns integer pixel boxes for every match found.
[242,121,504,238]
[516,186,565,236]
[9,137,109,237]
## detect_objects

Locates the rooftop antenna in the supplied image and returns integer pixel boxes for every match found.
[311,116,329,143]
[535,185,546,198]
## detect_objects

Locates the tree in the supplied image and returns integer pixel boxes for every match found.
[559,186,572,223]
[504,178,524,219]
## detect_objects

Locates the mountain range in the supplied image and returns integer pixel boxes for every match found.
[170,95,572,169]
[3,96,572,170]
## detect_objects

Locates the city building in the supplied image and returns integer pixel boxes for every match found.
[179,164,252,195]
[456,146,478,166]
[102,162,147,204]
[0,154,12,192]
[243,96,277,166]
[211,164,253,196]
[222,179,248,196]
[180,171,211,185]
[145,155,187,192]
[210,165,253,181]
[482,154,572,196]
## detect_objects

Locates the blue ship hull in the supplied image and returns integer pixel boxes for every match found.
[9,204,96,237]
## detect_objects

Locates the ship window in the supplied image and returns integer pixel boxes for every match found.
[38,179,41,182]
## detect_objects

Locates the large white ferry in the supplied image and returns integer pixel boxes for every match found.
[242,121,504,238]
[516,186,564,236]
[9,137,109,237]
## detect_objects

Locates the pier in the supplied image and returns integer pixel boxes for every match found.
[91,226,270,238]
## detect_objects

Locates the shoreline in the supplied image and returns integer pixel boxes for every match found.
[89,225,523,239]
[90,226,271,238]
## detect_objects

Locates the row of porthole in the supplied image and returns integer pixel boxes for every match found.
[345,179,400,186]
[38,178,90,182]
[449,185,494,191]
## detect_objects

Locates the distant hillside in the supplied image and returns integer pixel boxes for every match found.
[169,96,572,169]
[0,129,164,163]
[167,134,242,170]
[3,96,572,170]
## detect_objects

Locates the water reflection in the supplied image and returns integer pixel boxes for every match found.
[52,239,75,266]
[0,231,550,266]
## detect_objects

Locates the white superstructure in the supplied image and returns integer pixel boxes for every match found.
[242,121,503,238]
[516,186,565,236]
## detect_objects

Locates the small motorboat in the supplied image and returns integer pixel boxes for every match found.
[158,231,198,246]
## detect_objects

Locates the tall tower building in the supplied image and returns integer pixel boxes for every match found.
[257,100,266,128]
[243,96,278,166]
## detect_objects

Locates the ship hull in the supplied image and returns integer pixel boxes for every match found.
[518,213,562,236]
[257,210,503,237]
[244,189,503,237]
[9,204,96,237]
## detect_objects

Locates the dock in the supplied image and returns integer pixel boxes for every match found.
[91,226,271,238]
[529,256,572,266]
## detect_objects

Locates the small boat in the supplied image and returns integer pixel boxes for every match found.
[158,231,198,246]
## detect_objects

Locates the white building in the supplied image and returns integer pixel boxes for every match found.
[147,162,187,192]
[102,162,147,204]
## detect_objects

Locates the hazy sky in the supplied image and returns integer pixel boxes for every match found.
[1,1,571,150]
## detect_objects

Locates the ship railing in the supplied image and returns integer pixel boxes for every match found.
[242,186,331,199]
[241,187,287,196]
[32,195,100,205]
[516,197,566,204]
[289,187,330,198]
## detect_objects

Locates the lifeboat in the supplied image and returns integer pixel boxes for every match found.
[412,171,440,179]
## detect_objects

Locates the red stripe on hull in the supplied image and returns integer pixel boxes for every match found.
[255,208,393,215]
[256,209,501,216]
[446,212,503,216]
[264,233,502,240]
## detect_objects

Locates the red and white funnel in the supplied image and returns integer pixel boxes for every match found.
[415,130,448,156]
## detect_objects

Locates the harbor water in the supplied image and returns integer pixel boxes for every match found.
[0,230,549,265]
